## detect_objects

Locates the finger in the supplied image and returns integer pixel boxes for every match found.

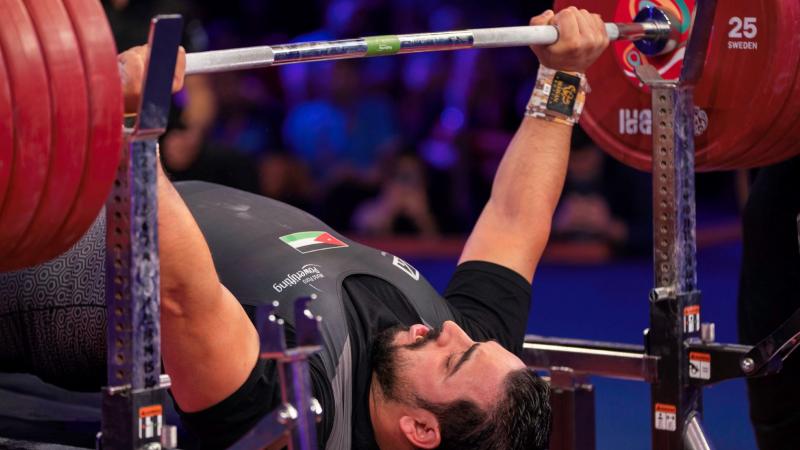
[529,9,554,27]
[173,46,186,93]
[574,9,603,54]
[575,9,596,41]
[592,13,606,36]
[580,12,607,59]
[583,11,605,47]
[553,7,581,49]
[594,13,610,48]
[119,46,146,114]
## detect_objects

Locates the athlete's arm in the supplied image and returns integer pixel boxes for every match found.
[120,45,259,412]
[157,164,260,412]
[458,8,608,282]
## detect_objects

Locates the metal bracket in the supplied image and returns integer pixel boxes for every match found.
[741,306,800,377]
[684,341,752,386]
[678,0,717,85]
[547,368,596,450]
[637,64,698,295]
[632,1,718,445]
[231,296,323,450]
[523,335,659,383]
[258,301,288,357]
[102,15,182,450]
[636,60,703,450]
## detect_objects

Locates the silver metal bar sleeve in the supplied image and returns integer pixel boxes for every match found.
[606,23,621,41]
[472,26,557,48]
[471,23,637,48]
[186,46,275,75]
[614,22,670,41]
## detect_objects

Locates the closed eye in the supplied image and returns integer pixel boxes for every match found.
[447,343,480,378]
[445,353,455,371]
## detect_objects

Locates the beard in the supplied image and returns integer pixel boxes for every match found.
[370,324,442,403]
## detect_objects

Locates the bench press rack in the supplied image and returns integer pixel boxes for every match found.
[96,2,800,449]
[522,1,800,449]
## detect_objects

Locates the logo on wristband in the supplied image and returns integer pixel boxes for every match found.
[546,71,582,116]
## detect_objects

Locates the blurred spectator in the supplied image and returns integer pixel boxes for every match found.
[102,0,733,246]
[161,75,260,193]
[104,0,198,52]
[283,61,398,181]
[318,174,378,232]
[353,152,439,237]
[553,145,628,246]
[258,152,315,211]
[552,127,651,256]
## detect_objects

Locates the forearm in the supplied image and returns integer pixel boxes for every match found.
[157,163,259,412]
[458,7,607,281]
[488,117,571,226]
[121,46,257,412]
[157,163,222,312]
[459,118,572,281]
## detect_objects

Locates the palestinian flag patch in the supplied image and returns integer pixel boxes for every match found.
[279,231,349,254]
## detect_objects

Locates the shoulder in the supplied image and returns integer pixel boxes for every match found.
[445,261,532,354]
[448,261,531,296]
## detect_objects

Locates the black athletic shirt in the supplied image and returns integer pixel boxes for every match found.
[178,261,531,449]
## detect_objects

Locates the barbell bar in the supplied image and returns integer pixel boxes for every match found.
[185,11,678,75]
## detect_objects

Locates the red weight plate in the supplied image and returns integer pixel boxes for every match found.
[757,100,800,168]
[0,47,13,227]
[555,0,700,171]
[556,0,796,172]
[6,0,91,268]
[647,0,790,171]
[43,0,123,260]
[703,0,800,170]
[0,0,52,268]
[742,1,800,169]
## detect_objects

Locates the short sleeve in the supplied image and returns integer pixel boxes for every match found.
[444,261,532,356]
[175,355,333,449]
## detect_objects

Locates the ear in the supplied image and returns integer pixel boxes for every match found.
[399,410,441,449]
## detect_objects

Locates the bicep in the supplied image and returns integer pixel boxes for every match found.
[163,282,260,413]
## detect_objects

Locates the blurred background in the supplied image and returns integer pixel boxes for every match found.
[107,0,741,258]
[104,0,751,448]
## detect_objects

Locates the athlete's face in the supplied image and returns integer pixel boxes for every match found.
[371,320,525,409]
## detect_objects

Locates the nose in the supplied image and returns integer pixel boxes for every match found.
[439,320,474,347]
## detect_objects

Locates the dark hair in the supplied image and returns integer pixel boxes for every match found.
[417,369,552,450]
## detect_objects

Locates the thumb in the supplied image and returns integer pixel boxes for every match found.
[530,9,555,26]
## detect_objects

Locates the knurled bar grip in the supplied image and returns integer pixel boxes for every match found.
[185,22,667,75]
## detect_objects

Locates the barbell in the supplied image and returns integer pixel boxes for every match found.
[0,0,798,272]
[183,10,678,74]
